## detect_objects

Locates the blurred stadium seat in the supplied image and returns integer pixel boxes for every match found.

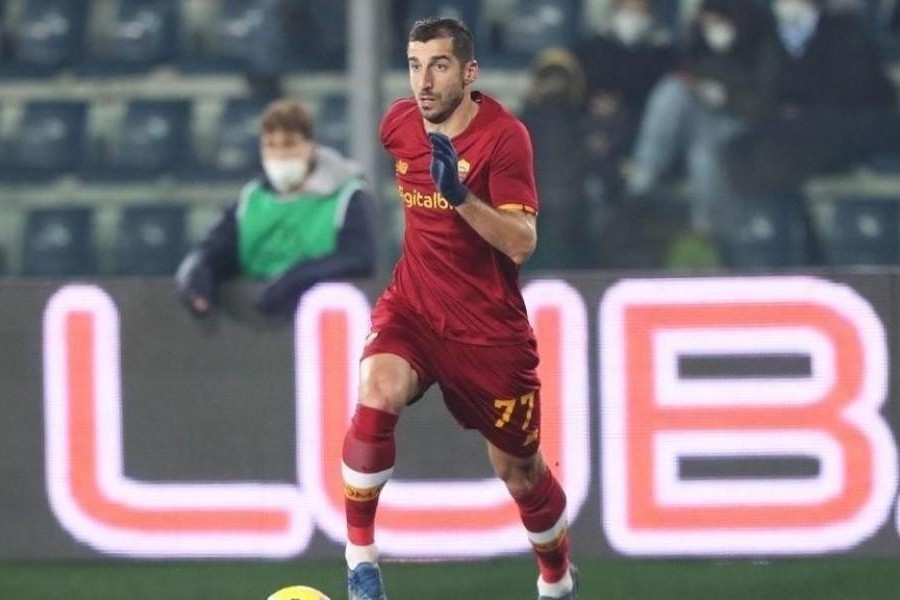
[3,0,87,75]
[108,99,192,178]
[405,0,479,27]
[824,197,900,266]
[115,204,189,275]
[861,152,900,175]
[394,0,479,67]
[316,93,349,155]
[1,100,88,180]
[81,0,179,74]
[486,0,579,66]
[205,97,265,179]
[294,0,347,70]
[180,0,268,71]
[182,0,345,73]
[21,206,97,276]
[209,0,266,66]
[720,195,811,269]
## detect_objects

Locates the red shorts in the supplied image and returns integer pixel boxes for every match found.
[362,302,542,458]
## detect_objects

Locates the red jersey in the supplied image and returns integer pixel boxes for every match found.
[377,92,538,345]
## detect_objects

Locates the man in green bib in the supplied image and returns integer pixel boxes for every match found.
[176,99,376,317]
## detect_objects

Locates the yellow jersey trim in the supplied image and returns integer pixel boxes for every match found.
[498,203,537,214]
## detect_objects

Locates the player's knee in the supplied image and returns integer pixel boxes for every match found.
[357,354,418,415]
[359,375,408,415]
[493,453,545,499]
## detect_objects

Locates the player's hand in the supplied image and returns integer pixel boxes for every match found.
[428,132,468,206]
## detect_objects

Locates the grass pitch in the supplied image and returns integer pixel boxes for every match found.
[2,556,900,599]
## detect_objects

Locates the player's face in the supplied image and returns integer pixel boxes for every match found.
[407,37,475,124]
[259,129,313,162]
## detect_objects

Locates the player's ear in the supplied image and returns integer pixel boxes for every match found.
[464,60,478,86]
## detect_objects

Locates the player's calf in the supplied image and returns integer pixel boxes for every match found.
[508,462,575,598]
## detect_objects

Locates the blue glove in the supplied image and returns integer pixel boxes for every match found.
[428,132,468,206]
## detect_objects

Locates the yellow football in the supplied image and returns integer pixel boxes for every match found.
[266,585,331,600]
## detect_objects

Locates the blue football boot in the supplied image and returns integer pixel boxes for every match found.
[347,562,387,600]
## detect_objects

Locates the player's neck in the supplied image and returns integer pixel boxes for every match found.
[424,91,479,138]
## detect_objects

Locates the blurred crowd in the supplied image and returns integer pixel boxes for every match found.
[3,0,900,277]
[520,0,900,271]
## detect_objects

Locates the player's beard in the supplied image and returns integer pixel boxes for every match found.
[420,78,466,124]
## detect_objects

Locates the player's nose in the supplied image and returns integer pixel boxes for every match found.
[420,69,434,89]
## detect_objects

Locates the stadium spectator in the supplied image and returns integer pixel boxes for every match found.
[175,99,376,318]
[572,0,676,205]
[727,0,897,197]
[519,48,590,269]
[625,0,774,239]
[721,0,898,264]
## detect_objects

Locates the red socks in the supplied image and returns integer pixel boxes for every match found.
[342,405,398,546]
[343,404,570,585]
[514,468,571,584]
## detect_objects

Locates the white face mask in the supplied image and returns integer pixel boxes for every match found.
[773,0,819,28]
[702,22,737,53]
[611,10,652,46]
[263,158,309,194]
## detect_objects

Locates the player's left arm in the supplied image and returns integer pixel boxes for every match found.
[453,197,536,265]
[429,129,538,265]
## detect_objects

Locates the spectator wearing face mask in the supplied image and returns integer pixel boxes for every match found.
[765,0,892,111]
[571,0,676,205]
[727,0,897,198]
[175,99,377,318]
[625,0,774,241]
[574,0,675,116]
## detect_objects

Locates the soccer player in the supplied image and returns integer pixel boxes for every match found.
[341,17,578,600]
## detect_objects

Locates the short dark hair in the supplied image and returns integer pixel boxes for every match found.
[408,17,474,64]
[260,99,314,139]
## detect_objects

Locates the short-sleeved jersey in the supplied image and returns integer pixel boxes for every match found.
[378,91,538,345]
